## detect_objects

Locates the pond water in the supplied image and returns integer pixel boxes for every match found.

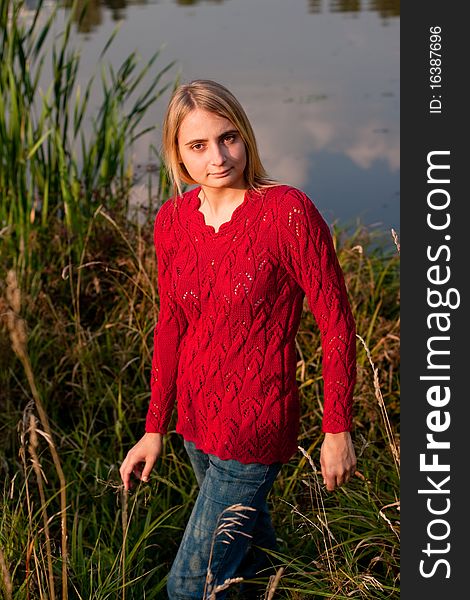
[26,0,400,234]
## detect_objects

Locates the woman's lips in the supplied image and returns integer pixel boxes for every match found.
[210,168,232,177]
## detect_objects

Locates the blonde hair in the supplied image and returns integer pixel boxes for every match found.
[161,79,279,201]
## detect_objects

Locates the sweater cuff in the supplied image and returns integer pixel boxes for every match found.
[321,410,353,433]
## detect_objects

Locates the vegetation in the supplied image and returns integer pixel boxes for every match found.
[0,1,400,598]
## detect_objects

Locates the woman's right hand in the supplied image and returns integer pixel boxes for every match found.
[119,432,163,491]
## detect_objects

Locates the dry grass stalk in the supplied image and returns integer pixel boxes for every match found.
[390,228,400,254]
[119,480,150,599]
[120,488,129,600]
[0,546,13,600]
[204,504,256,599]
[208,576,244,598]
[378,501,400,541]
[5,270,69,599]
[356,334,400,475]
[297,446,337,578]
[28,414,56,600]
[19,407,35,597]
[351,574,384,596]
[264,566,285,600]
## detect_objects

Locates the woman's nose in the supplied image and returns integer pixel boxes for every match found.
[208,142,226,165]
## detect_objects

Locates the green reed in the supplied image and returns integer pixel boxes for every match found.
[0,0,174,275]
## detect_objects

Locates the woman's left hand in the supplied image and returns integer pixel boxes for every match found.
[320,431,357,491]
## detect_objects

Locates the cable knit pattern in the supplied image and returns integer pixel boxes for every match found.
[145,184,356,464]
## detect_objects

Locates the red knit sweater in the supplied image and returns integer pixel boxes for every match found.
[145,184,356,464]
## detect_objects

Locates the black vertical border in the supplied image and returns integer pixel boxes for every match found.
[401,3,467,597]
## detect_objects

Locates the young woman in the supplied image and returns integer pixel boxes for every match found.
[119,79,357,599]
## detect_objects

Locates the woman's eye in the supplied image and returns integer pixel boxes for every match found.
[224,134,236,143]
[192,143,204,150]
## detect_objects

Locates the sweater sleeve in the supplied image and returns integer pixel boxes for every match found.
[145,201,188,434]
[277,187,356,433]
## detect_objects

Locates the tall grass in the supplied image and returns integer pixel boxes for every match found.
[0,214,400,598]
[1,2,399,598]
[0,0,175,275]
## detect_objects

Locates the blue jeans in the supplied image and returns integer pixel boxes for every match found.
[167,440,282,599]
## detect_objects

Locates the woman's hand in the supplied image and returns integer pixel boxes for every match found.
[119,432,163,491]
[320,431,356,492]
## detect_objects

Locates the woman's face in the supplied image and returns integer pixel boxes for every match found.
[177,108,247,191]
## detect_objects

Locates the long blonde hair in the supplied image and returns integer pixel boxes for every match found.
[161,79,279,201]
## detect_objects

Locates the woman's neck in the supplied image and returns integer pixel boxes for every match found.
[198,185,247,212]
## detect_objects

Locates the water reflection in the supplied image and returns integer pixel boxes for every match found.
[22,0,399,228]
[60,0,148,31]
[174,0,224,5]
[368,0,400,18]
[304,0,400,17]
[26,0,400,32]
